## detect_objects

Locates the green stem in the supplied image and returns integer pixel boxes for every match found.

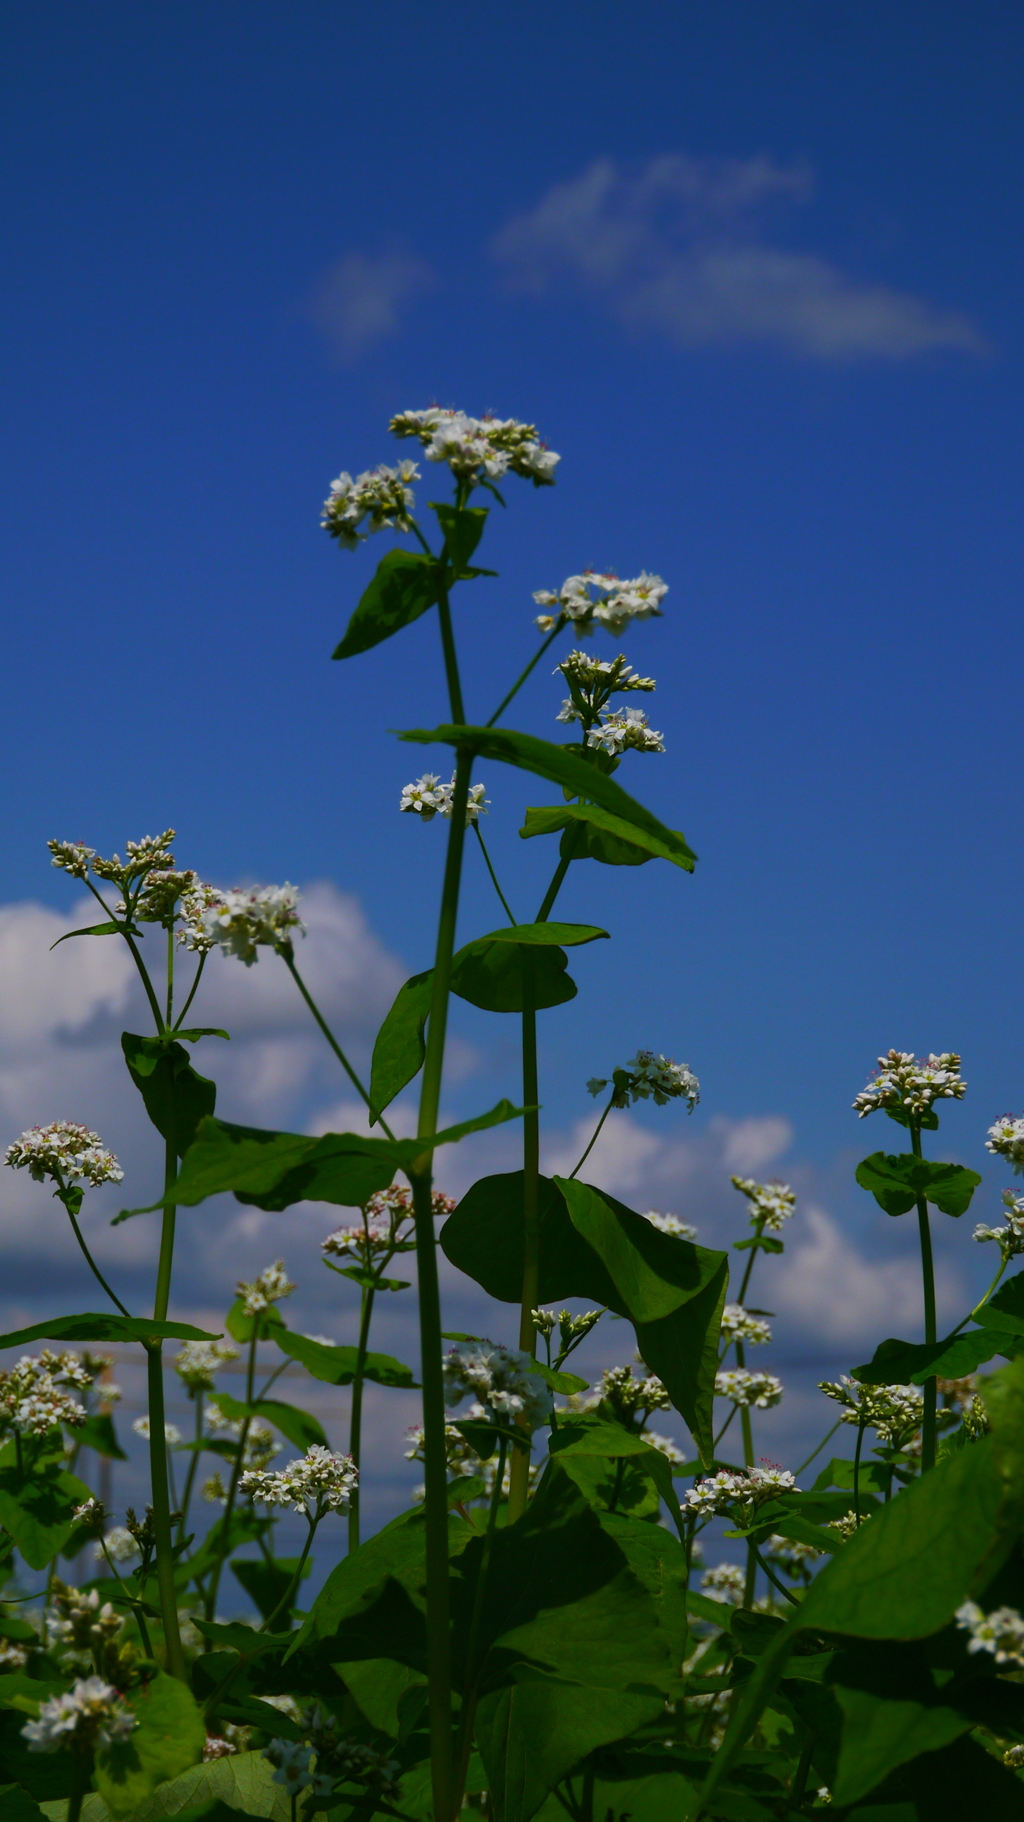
[734,1341,755,1471]
[146,1344,186,1678]
[793,1418,843,1480]
[752,1544,799,1608]
[485,621,565,728]
[67,1755,89,1822]
[165,925,175,1026]
[261,1511,317,1633]
[473,823,517,925]
[205,1330,257,1623]
[436,581,466,725]
[910,1124,938,1471]
[100,1541,154,1656]
[172,951,207,1031]
[410,749,473,1822]
[509,956,539,1523]
[568,1092,614,1182]
[454,1437,508,1807]
[176,1393,203,1546]
[348,1286,375,1553]
[853,1412,867,1524]
[59,1192,132,1317]
[281,950,396,1140]
[84,877,165,1031]
[789,1729,815,1808]
[742,1539,757,1610]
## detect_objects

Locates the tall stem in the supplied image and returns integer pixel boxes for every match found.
[281,951,396,1139]
[485,622,564,728]
[172,952,206,1031]
[205,1330,257,1623]
[348,1286,375,1553]
[177,1392,203,1546]
[436,583,466,725]
[568,1094,614,1182]
[147,1120,186,1677]
[61,1196,132,1317]
[473,824,517,926]
[509,955,539,1522]
[454,1437,508,1807]
[910,1125,938,1471]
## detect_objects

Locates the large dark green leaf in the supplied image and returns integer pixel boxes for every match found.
[0,1462,92,1569]
[74,1411,127,1460]
[209,1392,326,1451]
[475,1675,664,1822]
[0,1314,218,1348]
[902,1734,1024,1820]
[336,1657,427,1738]
[121,1032,217,1160]
[0,1786,47,1822]
[369,969,432,1123]
[274,1329,416,1388]
[333,548,441,660]
[978,1267,1024,1337]
[432,501,488,572]
[399,725,696,870]
[285,1506,474,1663]
[828,1640,973,1807]
[521,803,693,870]
[853,1328,1012,1386]
[231,1553,311,1625]
[549,1416,684,1534]
[451,921,608,1014]
[855,1152,981,1219]
[598,1513,691,1664]
[95,1670,206,1818]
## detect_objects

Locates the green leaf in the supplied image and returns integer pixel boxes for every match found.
[853,1328,1012,1386]
[121,1032,217,1159]
[192,1620,291,1658]
[369,969,432,1122]
[977,1267,1024,1337]
[900,1734,1024,1820]
[230,1553,311,1625]
[829,1640,973,1807]
[432,501,488,572]
[208,1391,327,1451]
[399,724,697,871]
[87,1747,293,1820]
[225,1297,287,1345]
[521,802,694,871]
[50,919,140,948]
[274,1328,417,1388]
[285,1505,474,1665]
[528,1358,588,1396]
[171,1028,230,1042]
[0,1786,46,1822]
[94,1670,206,1818]
[855,1152,982,1218]
[336,1657,427,1738]
[73,1411,127,1459]
[0,1314,219,1348]
[598,1512,692,1663]
[475,1675,666,1822]
[812,1458,893,1494]
[549,1417,684,1533]
[451,921,609,1015]
[333,548,441,660]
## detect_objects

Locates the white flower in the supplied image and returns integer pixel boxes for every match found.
[955,1601,1024,1667]
[96,1526,140,1564]
[237,1259,295,1315]
[701,1562,745,1604]
[1004,1744,1024,1768]
[400,772,488,826]
[818,1376,924,1448]
[686,1463,796,1521]
[720,1305,772,1345]
[826,1510,862,1541]
[202,1473,228,1504]
[987,1115,1024,1175]
[173,1339,239,1392]
[263,1739,314,1791]
[556,650,656,721]
[586,707,665,756]
[0,1357,89,1437]
[175,877,223,954]
[202,883,304,965]
[47,840,96,879]
[442,1341,553,1431]
[644,1430,688,1468]
[767,1533,822,1568]
[974,1190,1024,1259]
[0,1640,28,1670]
[573,1361,671,1422]
[533,570,667,636]
[89,830,177,892]
[641,1209,698,1240]
[588,1052,699,1111]
[321,461,419,549]
[731,1175,795,1231]
[853,1050,966,1119]
[5,1122,123,1189]
[22,1677,136,1754]
[131,1416,181,1444]
[390,408,558,489]
[715,1369,783,1409]
[241,1444,357,1517]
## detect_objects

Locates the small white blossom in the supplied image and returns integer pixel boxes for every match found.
[955,1601,1024,1667]
[131,1416,181,1445]
[237,1259,295,1315]
[203,1734,238,1760]
[715,1369,783,1409]
[720,1305,772,1345]
[974,1190,1024,1259]
[987,1115,1024,1175]
[686,1463,797,1522]
[572,1361,671,1422]
[241,1444,357,1518]
[96,1527,140,1564]
[0,1356,90,1438]
[89,830,177,892]
[173,1339,240,1392]
[202,884,304,965]
[1004,1744,1024,1768]
[22,1677,136,1754]
[767,1533,822,1569]
[853,1050,966,1119]
[391,408,558,489]
[5,1122,123,1189]
[731,1176,795,1231]
[202,1472,228,1504]
[533,570,667,636]
[47,840,96,879]
[641,1209,698,1240]
[176,877,223,954]
[0,1640,28,1670]
[701,1562,745,1604]
[819,1376,924,1448]
[442,1341,553,1430]
[321,461,419,549]
[644,1430,688,1468]
[400,772,488,826]
[586,707,665,756]
[588,1051,699,1111]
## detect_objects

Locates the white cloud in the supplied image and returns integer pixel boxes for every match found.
[492,155,983,360]
[540,1105,792,1210]
[305,248,432,362]
[771,1203,958,1346]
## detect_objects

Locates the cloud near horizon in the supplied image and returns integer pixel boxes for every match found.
[305,247,433,362]
[491,153,984,361]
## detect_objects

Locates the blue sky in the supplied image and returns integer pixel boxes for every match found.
[2,3,1022,1523]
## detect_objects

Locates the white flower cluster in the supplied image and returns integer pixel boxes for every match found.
[720,1305,772,1345]
[686,1463,797,1521]
[206,1403,279,1470]
[237,1259,295,1316]
[974,1190,1024,1259]
[173,1338,240,1392]
[131,1416,182,1444]
[556,649,655,709]
[47,840,96,879]
[5,1122,123,1189]
[175,876,224,954]
[987,1116,1024,1175]
[641,1210,698,1239]
[0,1355,90,1437]
[241,1444,358,1517]
[49,828,177,894]
[96,1526,140,1564]
[533,571,667,636]
[390,408,558,488]
[714,1368,783,1409]
[643,1430,688,1468]
[818,1376,924,1447]
[22,1676,136,1753]
[321,461,419,549]
[853,1050,966,1119]
[955,1601,1024,1667]
[442,1341,553,1431]
[766,1533,822,1570]
[586,707,665,756]
[731,1176,795,1231]
[587,1051,700,1111]
[399,773,489,825]
[202,884,304,965]
[701,1562,746,1604]
[574,1361,672,1422]
[46,1582,122,1655]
